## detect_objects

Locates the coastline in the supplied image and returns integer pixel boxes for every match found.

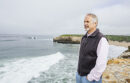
[108,40,130,48]
[103,49,130,83]
[53,34,130,83]
[53,35,130,48]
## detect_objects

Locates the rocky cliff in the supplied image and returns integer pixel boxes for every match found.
[53,36,81,44]
[102,47,130,83]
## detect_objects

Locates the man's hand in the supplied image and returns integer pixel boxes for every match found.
[86,76,92,82]
[86,75,88,80]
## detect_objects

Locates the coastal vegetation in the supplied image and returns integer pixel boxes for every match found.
[53,34,130,43]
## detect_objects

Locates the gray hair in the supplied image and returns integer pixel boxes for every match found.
[86,13,98,27]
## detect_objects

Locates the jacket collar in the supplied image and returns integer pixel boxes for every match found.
[84,28,100,38]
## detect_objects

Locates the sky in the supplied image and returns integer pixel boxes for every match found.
[0,0,130,36]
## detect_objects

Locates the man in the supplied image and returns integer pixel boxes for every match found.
[76,13,109,83]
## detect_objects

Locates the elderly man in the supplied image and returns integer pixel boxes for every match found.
[76,13,109,83]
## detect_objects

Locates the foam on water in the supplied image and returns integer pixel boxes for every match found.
[28,45,128,83]
[0,52,64,83]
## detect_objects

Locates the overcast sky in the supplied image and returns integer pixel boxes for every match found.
[0,0,130,36]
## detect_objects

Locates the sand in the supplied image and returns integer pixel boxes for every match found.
[108,40,130,48]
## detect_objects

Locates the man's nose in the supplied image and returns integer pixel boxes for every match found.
[84,23,88,25]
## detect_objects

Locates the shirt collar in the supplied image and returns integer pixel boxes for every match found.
[87,31,94,36]
[84,28,100,38]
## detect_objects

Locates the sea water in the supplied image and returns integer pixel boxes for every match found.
[0,34,127,83]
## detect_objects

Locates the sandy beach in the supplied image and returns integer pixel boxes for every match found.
[108,40,130,48]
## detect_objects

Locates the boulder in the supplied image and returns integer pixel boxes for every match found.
[103,58,130,83]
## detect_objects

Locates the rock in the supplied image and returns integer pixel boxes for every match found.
[53,36,81,44]
[102,58,130,83]
[126,79,130,83]
[128,46,130,51]
[118,51,130,59]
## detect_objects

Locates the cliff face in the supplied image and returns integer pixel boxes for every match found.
[53,36,81,44]
[102,49,130,83]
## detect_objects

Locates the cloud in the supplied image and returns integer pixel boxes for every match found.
[92,3,130,35]
[0,0,130,35]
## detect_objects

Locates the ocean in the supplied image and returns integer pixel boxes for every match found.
[0,34,127,83]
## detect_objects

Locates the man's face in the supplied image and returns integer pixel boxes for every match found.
[84,15,96,31]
